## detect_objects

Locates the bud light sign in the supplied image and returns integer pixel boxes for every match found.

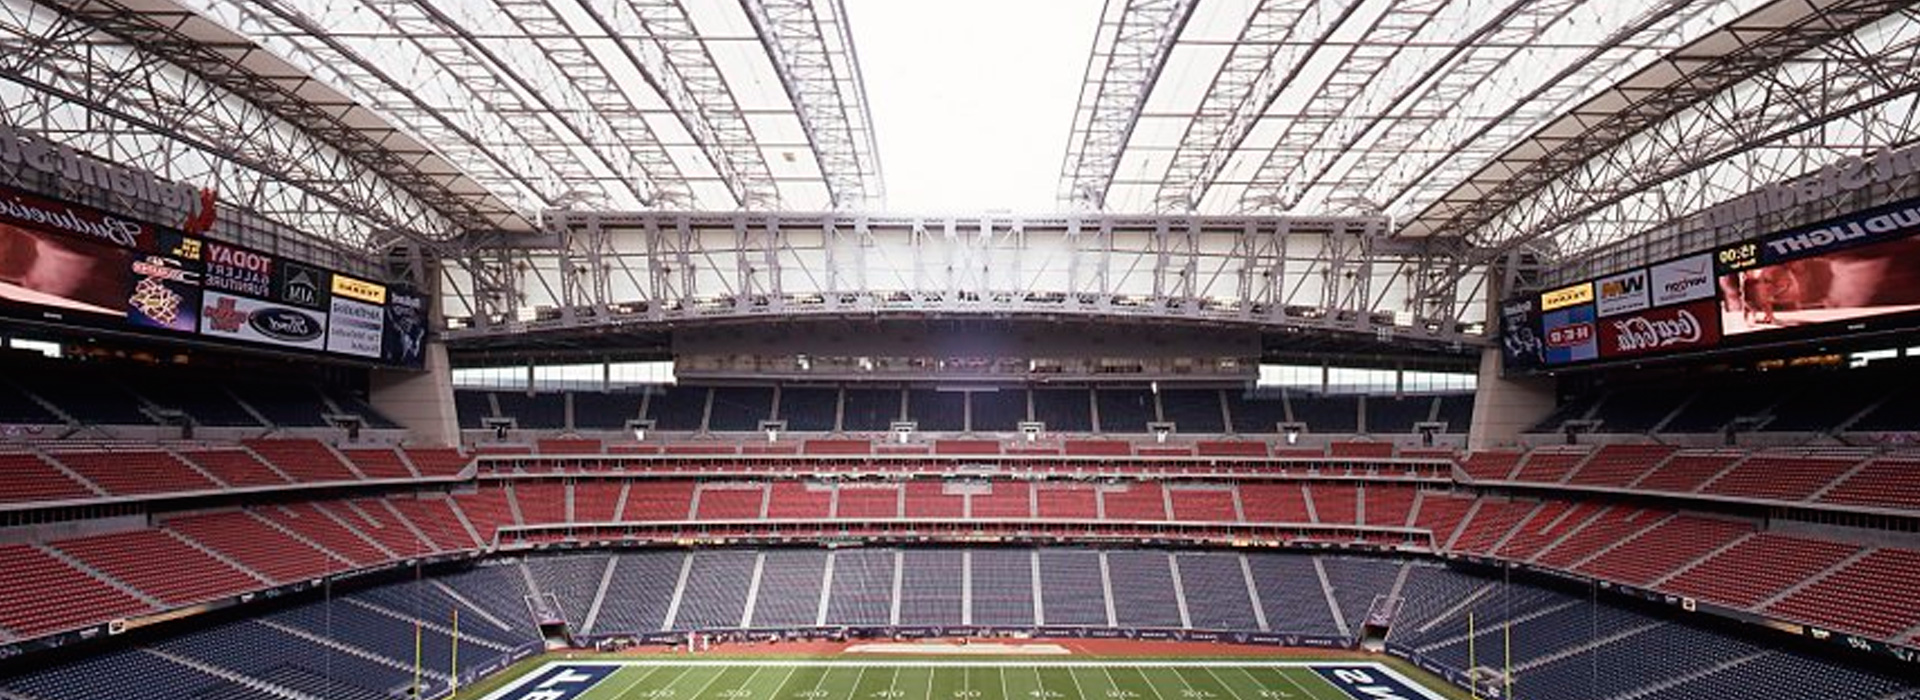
[1599,299,1723,358]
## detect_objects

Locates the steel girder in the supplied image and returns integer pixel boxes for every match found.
[1408,0,1913,255]
[1149,0,1355,214]
[439,211,1488,350]
[1057,0,1196,210]
[738,0,883,210]
[37,0,527,240]
[1535,8,1920,284]
[0,0,461,259]
[578,0,782,209]
[1068,0,1774,222]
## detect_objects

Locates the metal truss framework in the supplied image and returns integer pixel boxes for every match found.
[1061,0,1920,295]
[439,212,1489,349]
[183,0,879,215]
[1449,2,1920,279]
[0,0,491,260]
[1058,0,1195,210]
[739,0,884,209]
[1061,0,1777,218]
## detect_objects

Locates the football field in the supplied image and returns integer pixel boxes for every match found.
[478,660,1450,700]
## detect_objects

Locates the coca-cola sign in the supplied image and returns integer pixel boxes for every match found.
[1599,299,1723,358]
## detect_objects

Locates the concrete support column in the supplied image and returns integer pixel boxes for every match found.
[370,338,459,447]
[1466,346,1556,451]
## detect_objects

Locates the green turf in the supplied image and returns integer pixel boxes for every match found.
[478,661,1457,700]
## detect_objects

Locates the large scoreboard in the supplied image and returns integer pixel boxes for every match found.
[1502,196,1920,372]
[0,183,427,368]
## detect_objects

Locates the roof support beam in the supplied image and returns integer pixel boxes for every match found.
[739,0,885,209]
[1057,0,1196,211]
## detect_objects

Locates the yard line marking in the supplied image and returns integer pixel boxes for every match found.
[789,661,838,700]
[1197,667,1259,700]
[1102,666,1164,700]
[845,667,871,700]
[753,666,802,700]
[1060,666,1092,700]
[1232,667,1314,700]
[603,663,677,700]
[716,665,769,700]
[1163,666,1210,700]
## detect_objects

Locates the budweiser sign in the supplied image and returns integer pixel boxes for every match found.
[1599,300,1723,358]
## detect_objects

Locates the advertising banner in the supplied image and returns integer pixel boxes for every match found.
[0,184,155,251]
[1758,198,1920,264]
[1649,253,1715,307]
[1539,281,1593,311]
[0,217,131,320]
[330,273,386,305]
[1720,229,1920,336]
[1542,304,1598,365]
[325,296,384,358]
[383,287,429,368]
[1594,268,1650,317]
[202,241,273,298]
[126,254,202,332]
[276,260,327,310]
[1598,299,1721,358]
[199,290,328,350]
[1498,297,1544,371]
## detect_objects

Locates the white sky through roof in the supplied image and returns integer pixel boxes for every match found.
[847,0,1101,214]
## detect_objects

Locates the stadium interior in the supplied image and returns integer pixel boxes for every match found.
[1,0,1919,699]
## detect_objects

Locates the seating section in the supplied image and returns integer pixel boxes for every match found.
[0,452,96,504]
[840,388,900,431]
[1167,486,1236,521]
[906,389,964,432]
[404,448,471,478]
[177,448,288,487]
[1100,482,1166,520]
[45,449,218,496]
[1768,548,1920,638]
[1577,516,1752,585]
[707,387,774,431]
[1636,452,1740,493]
[1509,450,1587,484]
[1159,389,1223,433]
[168,512,344,583]
[451,383,1475,437]
[1702,456,1861,502]
[1096,388,1155,433]
[0,544,150,636]
[253,503,387,566]
[693,485,763,520]
[837,483,902,518]
[0,381,59,424]
[1666,534,1860,608]
[1459,451,1523,481]
[1032,389,1091,432]
[53,530,261,605]
[1566,444,1677,487]
[340,448,414,480]
[241,439,358,483]
[1819,459,1920,510]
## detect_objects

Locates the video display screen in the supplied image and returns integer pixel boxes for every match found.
[0,183,424,368]
[1498,196,1920,371]
[1719,211,1920,337]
